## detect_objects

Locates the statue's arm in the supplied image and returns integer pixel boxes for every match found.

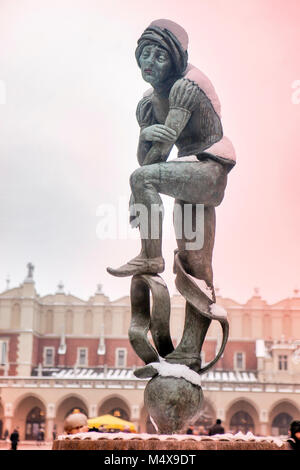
[136,95,156,166]
[137,127,152,166]
[142,79,201,166]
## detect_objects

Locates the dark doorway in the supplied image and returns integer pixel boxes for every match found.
[272,413,293,436]
[230,411,254,434]
[25,407,45,440]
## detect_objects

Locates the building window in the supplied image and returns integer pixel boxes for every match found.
[278,355,288,371]
[0,340,8,365]
[116,348,127,368]
[234,352,245,370]
[43,347,54,366]
[77,348,88,366]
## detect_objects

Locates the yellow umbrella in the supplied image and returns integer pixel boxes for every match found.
[87,414,136,433]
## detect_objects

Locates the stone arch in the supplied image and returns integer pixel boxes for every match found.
[10,303,21,329]
[269,399,300,436]
[13,392,47,413]
[226,398,259,434]
[98,394,131,421]
[13,394,47,440]
[55,394,89,436]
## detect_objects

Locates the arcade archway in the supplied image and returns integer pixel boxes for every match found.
[98,396,130,421]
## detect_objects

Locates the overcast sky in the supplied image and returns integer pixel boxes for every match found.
[0,0,299,304]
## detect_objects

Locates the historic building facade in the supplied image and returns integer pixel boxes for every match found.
[0,266,300,440]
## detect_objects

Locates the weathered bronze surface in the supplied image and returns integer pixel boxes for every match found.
[107,19,235,434]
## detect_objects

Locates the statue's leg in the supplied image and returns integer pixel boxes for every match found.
[166,202,215,371]
[174,202,216,287]
[107,159,227,277]
[107,164,165,276]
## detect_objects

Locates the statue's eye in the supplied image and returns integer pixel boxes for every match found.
[142,49,151,57]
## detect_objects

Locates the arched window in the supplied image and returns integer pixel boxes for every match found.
[230,411,254,434]
[271,413,293,436]
[11,303,21,329]
[25,407,45,440]
[84,310,93,335]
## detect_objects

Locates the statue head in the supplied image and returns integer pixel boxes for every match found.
[135,19,189,87]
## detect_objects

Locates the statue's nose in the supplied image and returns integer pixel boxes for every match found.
[145,53,155,65]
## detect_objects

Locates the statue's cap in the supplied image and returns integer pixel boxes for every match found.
[136,19,189,76]
[148,19,189,51]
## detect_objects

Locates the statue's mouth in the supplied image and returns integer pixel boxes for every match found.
[144,68,152,74]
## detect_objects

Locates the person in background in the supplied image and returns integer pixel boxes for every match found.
[208,419,225,436]
[186,425,194,435]
[287,420,300,450]
[197,425,208,436]
[37,428,45,446]
[97,425,107,433]
[52,425,57,441]
[88,426,100,432]
[10,428,19,450]
[63,412,89,435]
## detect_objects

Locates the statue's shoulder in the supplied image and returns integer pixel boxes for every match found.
[182,64,221,116]
[136,89,155,127]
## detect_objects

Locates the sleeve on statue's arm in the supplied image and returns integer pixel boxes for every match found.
[169,78,202,114]
[136,95,154,128]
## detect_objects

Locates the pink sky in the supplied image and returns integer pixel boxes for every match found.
[0,0,299,304]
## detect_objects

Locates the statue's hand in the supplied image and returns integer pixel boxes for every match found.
[141,124,177,143]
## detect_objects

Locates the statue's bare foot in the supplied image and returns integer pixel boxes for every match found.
[107,256,165,277]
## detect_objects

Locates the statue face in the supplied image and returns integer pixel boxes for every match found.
[139,44,173,87]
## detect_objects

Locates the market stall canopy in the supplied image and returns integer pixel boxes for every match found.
[87,414,136,432]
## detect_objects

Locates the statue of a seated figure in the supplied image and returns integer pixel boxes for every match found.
[107,19,236,291]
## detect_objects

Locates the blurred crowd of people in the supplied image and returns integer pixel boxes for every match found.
[186,419,225,436]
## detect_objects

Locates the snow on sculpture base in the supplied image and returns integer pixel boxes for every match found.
[53,431,292,451]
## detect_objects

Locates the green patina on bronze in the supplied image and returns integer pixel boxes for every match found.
[107,19,234,434]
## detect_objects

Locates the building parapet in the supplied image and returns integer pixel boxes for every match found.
[1,368,300,394]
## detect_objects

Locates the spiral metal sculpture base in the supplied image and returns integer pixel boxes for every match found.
[128,252,229,434]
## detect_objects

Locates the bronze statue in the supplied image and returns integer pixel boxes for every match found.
[107,19,235,434]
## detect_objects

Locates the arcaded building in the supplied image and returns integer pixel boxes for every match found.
[0,266,300,440]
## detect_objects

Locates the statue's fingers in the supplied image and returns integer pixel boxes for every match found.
[155,129,176,140]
